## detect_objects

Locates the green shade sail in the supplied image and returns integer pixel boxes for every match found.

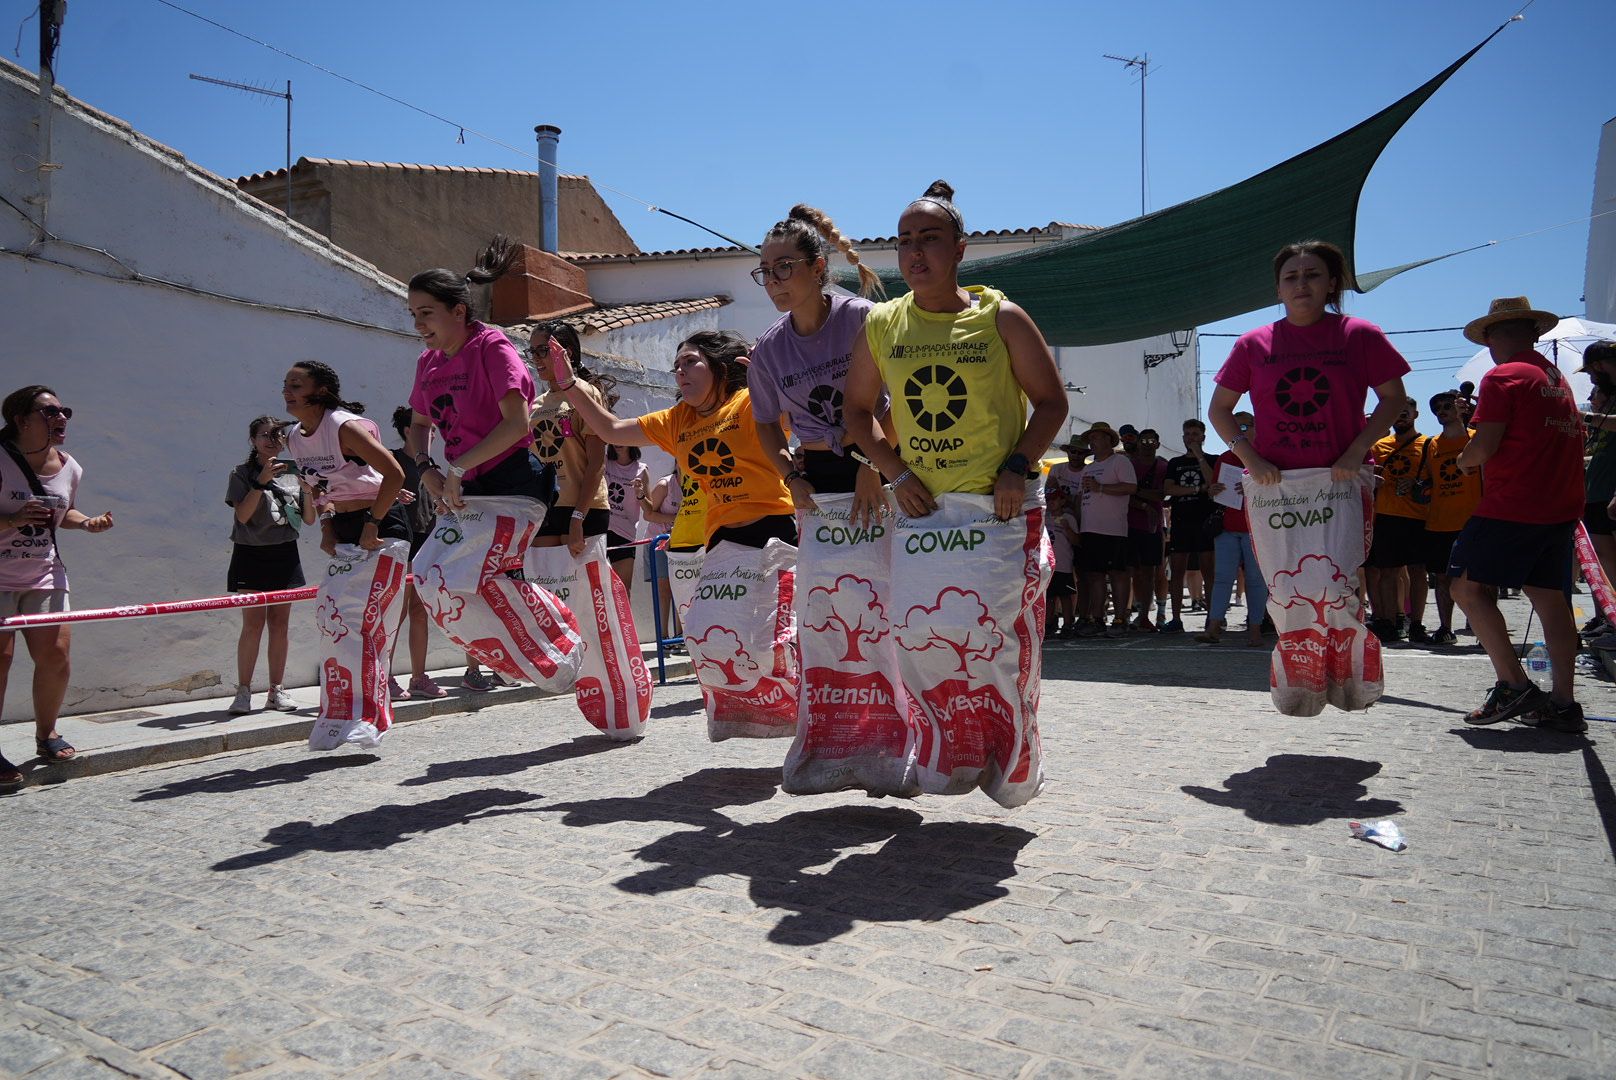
[839,27,1506,346]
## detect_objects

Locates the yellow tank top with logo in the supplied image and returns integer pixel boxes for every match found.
[864,285,1026,495]
[668,469,707,548]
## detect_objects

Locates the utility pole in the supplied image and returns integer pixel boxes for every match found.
[29,0,67,234]
[1103,52,1149,217]
[188,74,294,215]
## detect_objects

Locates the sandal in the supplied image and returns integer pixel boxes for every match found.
[35,736,76,763]
[0,753,22,788]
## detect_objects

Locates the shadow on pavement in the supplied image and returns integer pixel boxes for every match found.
[1582,743,1616,864]
[210,788,543,871]
[1450,727,1592,754]
[398,735,629,787]
[545,775,1032,945]
[1043,647,1272,693]
[1182,754,1403,824]
[543,766,780,831]
[132,754,378,801]
[649,698,707,719]
[1380,694,1467,716]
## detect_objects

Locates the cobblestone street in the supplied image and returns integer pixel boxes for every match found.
[2,629,1614,1079]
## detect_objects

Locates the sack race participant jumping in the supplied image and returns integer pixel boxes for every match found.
[885,487,1050,808]
[783,493,919,797]
[310,539,410,751]
[1246,467,1382,716]
[526,535,652,740]
[415,496,583,693]
[682,538,798,741]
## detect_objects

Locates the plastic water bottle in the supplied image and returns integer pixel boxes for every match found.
[1525,642,1552,691]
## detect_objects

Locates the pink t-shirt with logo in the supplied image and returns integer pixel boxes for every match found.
[1215,314,1409,470]
[409,322,536,482]
[0,449,81,591]
[1079,454,1136,537]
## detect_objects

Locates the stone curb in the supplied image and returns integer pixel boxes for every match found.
[7,657,695,788]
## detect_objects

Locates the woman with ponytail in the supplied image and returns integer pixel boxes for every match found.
[404,236,547,507]
[748,205,888,525]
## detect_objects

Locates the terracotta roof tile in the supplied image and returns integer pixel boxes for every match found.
[235,158,590,185]
[512,296,731,335]
[566,222,1101,264]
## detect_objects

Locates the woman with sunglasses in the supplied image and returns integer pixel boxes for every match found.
[224,415,316,716]
[0,386,114,781]
[748,205,887,523]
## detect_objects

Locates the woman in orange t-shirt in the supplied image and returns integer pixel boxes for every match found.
[545,330,795,549]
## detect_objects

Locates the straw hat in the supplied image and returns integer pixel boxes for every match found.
[1083,421,1119,443]
[1463,296,1559,346]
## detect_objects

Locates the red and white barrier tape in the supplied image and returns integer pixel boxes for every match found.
[0,533,671,631]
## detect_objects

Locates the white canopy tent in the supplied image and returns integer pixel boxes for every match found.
[1455,316,1616,405]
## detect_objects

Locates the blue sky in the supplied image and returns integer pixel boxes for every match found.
[11,0,1611,440]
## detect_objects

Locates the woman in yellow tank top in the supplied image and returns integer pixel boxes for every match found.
[845,180,1067,523]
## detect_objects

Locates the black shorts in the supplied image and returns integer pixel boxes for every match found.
[1585,501,1615,537]
[1127,528,1164,568]
[227,541,306,593]
[1447,516,1575,592]
[1425,529,1461,575]
[606,529,636,561]
[1078,533,1130,574]
[462,450,554,502]
[707,514,798,550]
[1367,513,1427,569]
[538,505,610,539]
[801,448,863,495]
[329,504,413,546]
[1168,512,1214,555]
[1047,569,1076,598]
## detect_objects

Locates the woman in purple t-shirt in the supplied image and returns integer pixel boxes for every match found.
[1209,240,1409,485]
[747,205,887,522]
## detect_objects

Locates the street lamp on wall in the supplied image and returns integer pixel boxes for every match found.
[1143,329,1196,371]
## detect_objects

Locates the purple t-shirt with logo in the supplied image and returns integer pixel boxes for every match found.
[1214,313,1408,471]
[749,294,883,455]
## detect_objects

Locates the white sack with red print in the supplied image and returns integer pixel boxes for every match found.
[310,539,410,751]
[784,494,919,797]
[526,536,652,740]
[887,485,1051,808]
[681,538,798,741]
[665,546,704,621]
[415,496,583,693]
[1246,467,1381,716]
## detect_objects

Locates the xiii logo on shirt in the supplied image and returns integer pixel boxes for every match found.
[904,365,969,433]
[1274,366,1331,417]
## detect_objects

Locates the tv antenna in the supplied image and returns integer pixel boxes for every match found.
[1102,52,1149,217]
[188,73,293,215]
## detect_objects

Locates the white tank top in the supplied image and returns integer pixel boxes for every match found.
[287,408,383,503]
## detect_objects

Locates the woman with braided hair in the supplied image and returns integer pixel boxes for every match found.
[749,205,889,526]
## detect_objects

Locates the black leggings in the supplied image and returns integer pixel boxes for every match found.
[801,448,864,494]
[707,514,798,550]
[329,504,413,545]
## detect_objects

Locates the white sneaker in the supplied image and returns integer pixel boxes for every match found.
[266,685,298,712]
[227,685,253,715]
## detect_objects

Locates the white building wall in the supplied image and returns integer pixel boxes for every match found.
[0,64,470,719]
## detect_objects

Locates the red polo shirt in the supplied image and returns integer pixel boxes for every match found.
[1471,351,1584,524]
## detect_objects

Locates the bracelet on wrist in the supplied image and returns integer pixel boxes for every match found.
[849,450,881,473]
[886,468,914,491]
[784,469,805,484]
[570,510,586,522]
[556,379,576,392]
[446,463,467,479]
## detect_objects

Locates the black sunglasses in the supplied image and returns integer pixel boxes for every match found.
[34,405,72,421]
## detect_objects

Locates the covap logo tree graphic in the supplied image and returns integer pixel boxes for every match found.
[803,575,887,663]
[691,628,759,685]
[1270,554,1354,627]
[903,365,968,432]
[895,587,1003,675]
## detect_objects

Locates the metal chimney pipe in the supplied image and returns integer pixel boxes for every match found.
[534,124,562,254]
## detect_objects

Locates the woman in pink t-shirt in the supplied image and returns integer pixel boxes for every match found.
[1209,240,1409,485]
[0,385,115,780]
[404,238,545,510]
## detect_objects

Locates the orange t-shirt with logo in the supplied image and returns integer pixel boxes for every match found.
[1372,432,1430,521]
[637,388,793,541]
[1424,430,1483,533]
